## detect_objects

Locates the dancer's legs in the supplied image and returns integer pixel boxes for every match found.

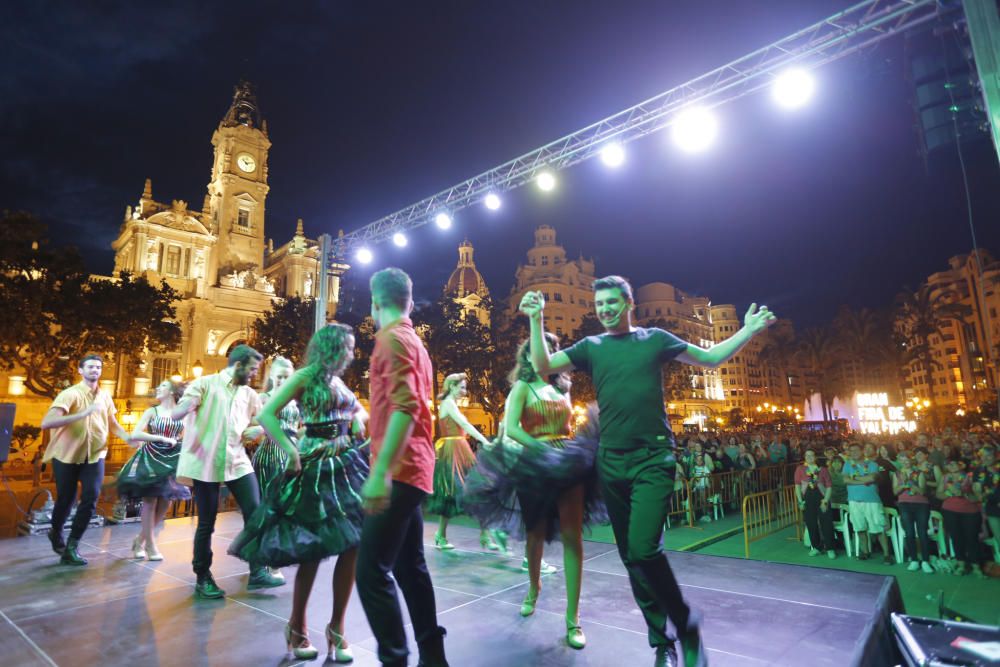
[330,547,358,643]
[557,483,585,625]
[140,496,158,546]
[289,560,321,634]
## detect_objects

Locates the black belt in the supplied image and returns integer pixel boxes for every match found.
[305,420,351,439]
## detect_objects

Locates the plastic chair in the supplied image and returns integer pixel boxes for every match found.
[929,510,954,559]
[832,503,853,557]
[883,507,904,564]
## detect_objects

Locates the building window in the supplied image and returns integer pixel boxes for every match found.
[656,308,662,315]
[151,357,178,387]
[183,248,191,277]
[238,208,250,228]
[553,292,563,302]
[541,256,549,266]
[165,245,181,275]
[157,243,164,272]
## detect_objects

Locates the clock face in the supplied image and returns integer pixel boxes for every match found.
[236,153,256,173]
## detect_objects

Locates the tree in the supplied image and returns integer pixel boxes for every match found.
[895,284,972,398]
[250,295,314,366]
[465,299,527,432]
[335,308,375,397]
[0,212,181,397]
[412,295,492,432]
[758,321,797,405]
[11,424,41,453]
[794,328,845,421]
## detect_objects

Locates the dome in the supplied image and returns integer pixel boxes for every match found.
[444,241,489,298]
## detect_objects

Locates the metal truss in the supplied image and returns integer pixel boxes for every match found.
[334,0,953,257]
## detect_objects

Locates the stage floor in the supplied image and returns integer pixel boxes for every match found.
[0,513,899,666]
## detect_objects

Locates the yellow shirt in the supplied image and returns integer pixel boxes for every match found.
[43,382,117,464]
[176,367,262,484]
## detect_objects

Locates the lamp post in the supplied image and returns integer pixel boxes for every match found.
[192,360,204,380]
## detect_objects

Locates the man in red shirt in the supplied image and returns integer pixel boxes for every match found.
[357,267,448,667]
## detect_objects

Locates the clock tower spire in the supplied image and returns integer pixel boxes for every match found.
[205,80,271,280]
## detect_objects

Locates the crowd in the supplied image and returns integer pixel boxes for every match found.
[671,427,1000,576]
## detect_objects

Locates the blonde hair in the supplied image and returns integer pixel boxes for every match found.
[438,372,467,401]
[264,356,295,392]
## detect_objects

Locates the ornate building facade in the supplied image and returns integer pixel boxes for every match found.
[108,82,336,389]
[444,240,490,325]
[507,225,596,336]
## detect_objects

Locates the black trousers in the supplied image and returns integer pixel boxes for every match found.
[597,446,692,649]
[898,502,932,562]
[51,458,105,540]
[942,509,981,566]
[803,487,835,551]
[356,481,443,666]
[191,473,261,576]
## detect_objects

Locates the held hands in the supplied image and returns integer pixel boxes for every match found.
[744,303,777,335]
[362,470,392,515]
[518,291,544,319]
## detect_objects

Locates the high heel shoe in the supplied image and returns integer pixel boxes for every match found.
[434,532,454,550]
[520,588,539,617]
[490,529,511,556]
[480,532,499,551]
[146,543,164,561]
[326,623,354,663]
[284,623,319,660]
[566,620,586,649]
[131,536,147,560]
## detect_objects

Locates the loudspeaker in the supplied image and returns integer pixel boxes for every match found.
[0,403,14,463]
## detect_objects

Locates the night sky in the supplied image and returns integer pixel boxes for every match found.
[3,1,999,328]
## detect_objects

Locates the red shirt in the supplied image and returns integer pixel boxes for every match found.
[368,317,435,494]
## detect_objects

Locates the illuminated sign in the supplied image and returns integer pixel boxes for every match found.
[855,392,916,434]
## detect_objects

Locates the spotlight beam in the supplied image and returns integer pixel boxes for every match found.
[333,0,946,256]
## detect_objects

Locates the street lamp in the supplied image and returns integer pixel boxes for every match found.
[192,360,204,379]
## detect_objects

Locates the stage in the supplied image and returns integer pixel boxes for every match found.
[0,513,902,666]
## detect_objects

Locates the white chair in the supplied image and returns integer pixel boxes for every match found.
[883,507,904,564]
[832,503,853,557]
[929,510,954,559]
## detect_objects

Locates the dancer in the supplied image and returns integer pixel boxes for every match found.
[41,353,132,565]
[357,267,448,667]
[117,379,190,561]
[522,275,776,667]
[428,372,497,551]
[253,356,299,498]
[252,356,300,583]
[172,344,285,598]
[491,334,598,649]
[229,324,368,661]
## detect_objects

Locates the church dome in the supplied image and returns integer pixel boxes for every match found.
[445,240,489,298]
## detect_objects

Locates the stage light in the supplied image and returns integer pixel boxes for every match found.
[484,193,502,210]
[772,68,815,109]
[536,171,556,191]
[600,142,625,167]
[356,247,373,264]
[392,232,407,247]
[435,212,452,230]
[671,107,718,153]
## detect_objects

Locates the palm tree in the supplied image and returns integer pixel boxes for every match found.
[894,284,972,398]
[757,322,796,406]
[794,328,846,421]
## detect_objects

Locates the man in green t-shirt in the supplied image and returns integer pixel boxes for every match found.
[522,275,775,667]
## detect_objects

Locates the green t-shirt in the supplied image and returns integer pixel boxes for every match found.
[564,327,688,450]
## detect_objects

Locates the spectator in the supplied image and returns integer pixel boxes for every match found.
[828,456,848,506]
[794,450,836,559]
[690,453,714,523]
[874,444,897,509]
[971,445,999,562]
[843,443,893,564]
[892,452,934,573]
[737,443,756,470]
[938,458,983,577]
[768,438,788,466]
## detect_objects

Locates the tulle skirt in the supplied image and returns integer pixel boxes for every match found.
[425,436,476,518]
[228,438,369,567]
[116,442,191,501]
[464,408,607,542]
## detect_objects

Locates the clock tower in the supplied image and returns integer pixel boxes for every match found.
[206,81,270,278]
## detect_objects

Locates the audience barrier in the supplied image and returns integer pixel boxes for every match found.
[741,485,802,558]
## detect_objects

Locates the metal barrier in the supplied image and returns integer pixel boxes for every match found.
[685,463,798,525]
[741,484,801,557]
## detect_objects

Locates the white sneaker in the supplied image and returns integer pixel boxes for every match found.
[808,548,820,556]
[827,550,836,560]
[907,561,920,572]
[921,561,934,574]
[521,558,557,574]
[269,567,285,582]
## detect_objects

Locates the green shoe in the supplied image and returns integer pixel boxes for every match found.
[60,538,87,566]
[194,573,226,599]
